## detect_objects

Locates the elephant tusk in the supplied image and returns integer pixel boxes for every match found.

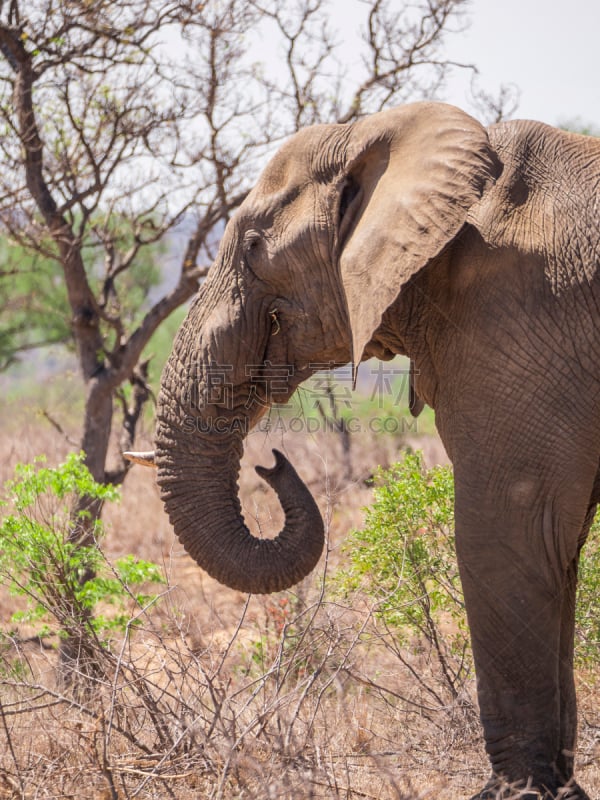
[123,450,156,468]
[269,308,281,336]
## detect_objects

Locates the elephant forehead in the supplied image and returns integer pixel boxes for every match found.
[253,124,340,198]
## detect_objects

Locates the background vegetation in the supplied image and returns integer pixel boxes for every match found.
[0,417,598,798]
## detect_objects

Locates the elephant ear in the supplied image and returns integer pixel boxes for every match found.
[336,103,500,365]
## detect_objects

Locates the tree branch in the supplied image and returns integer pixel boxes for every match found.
[0,21,105,381]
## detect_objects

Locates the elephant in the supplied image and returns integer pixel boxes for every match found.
[133,102,600,799]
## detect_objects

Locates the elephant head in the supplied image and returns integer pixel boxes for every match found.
[150,102,499,594]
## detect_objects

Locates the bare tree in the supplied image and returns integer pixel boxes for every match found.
[0,0,475,675]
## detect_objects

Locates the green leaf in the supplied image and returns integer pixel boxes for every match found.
[0,455,163,641]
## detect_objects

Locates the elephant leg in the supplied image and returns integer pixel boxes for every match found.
[453,479,591,798]
[556,553,578,784]
[471,781,590,800]
[469,537,592,800]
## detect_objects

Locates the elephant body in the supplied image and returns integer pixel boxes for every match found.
[153,103,599,799]
[387,120,600,798]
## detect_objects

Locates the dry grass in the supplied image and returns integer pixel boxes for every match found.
[0,402,598,799]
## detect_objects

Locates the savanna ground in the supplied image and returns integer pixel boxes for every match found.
[0,361,598,799]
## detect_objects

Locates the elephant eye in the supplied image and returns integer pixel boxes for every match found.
[243,232,262,257]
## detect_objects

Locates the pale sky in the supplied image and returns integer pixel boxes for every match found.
[332,0,600,130]
[444,0,600,128]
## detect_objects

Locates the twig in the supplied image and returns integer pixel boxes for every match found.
[40,409,79,447]
[0,695,24,796]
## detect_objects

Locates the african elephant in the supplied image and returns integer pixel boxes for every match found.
[143,102,600,798]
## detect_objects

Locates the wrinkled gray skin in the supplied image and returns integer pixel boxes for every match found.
[154,103,600,799]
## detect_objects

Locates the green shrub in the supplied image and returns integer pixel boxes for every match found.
[337,451,600,693]
[337,452,469,699]
[0,453,164,644]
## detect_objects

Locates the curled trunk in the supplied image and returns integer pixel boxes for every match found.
[155,421,324,593]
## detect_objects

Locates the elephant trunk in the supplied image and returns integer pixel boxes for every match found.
[154,284,324,594]
[155,427,324,593]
